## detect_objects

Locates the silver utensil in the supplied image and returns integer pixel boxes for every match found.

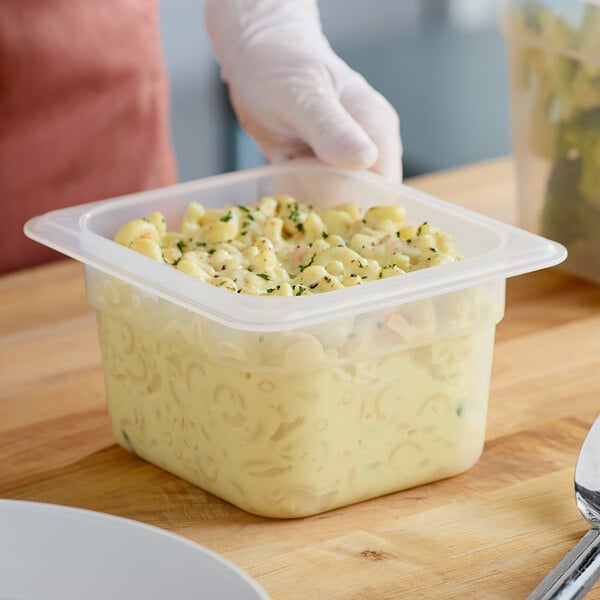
[528,415,600,600]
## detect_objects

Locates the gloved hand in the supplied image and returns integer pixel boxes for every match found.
[204,0,402,181]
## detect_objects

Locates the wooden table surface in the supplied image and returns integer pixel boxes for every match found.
[2,157,600,599]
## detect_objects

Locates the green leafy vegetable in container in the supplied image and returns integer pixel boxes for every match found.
[509,1,600,264]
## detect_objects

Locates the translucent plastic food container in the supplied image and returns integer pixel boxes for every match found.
[25,163,566,518]
[503,0,600,283]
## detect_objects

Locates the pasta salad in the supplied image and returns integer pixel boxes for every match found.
[114,195,462,296]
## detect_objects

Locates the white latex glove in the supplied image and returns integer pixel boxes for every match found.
[204,0,402,181]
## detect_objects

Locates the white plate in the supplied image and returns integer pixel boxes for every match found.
[0,500,269,600]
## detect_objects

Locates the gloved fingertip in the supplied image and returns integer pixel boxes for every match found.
[317,135,379,171]
[352,142,379,170]
[372,159,403,182]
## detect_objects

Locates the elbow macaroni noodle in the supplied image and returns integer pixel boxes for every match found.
[91,194,502,517]
[113,195,462,296]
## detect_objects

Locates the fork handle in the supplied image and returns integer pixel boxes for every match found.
[528,527,600,600]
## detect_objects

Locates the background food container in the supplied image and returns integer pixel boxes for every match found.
[25,164,565,518]
[503,0,600,284]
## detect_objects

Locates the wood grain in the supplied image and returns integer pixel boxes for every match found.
[1,158,600,599]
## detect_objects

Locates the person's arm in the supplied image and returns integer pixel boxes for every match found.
[204,0,402,180]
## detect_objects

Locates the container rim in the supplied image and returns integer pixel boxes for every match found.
[24,163,567,332]
[500,0,600,67]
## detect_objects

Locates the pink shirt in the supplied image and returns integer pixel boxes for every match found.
[0,0,177,273]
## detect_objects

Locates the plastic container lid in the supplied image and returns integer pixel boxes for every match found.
[24,163,567,332]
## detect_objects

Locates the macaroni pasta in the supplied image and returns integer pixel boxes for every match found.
[114,195,462,296]
[93,193,502,518]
